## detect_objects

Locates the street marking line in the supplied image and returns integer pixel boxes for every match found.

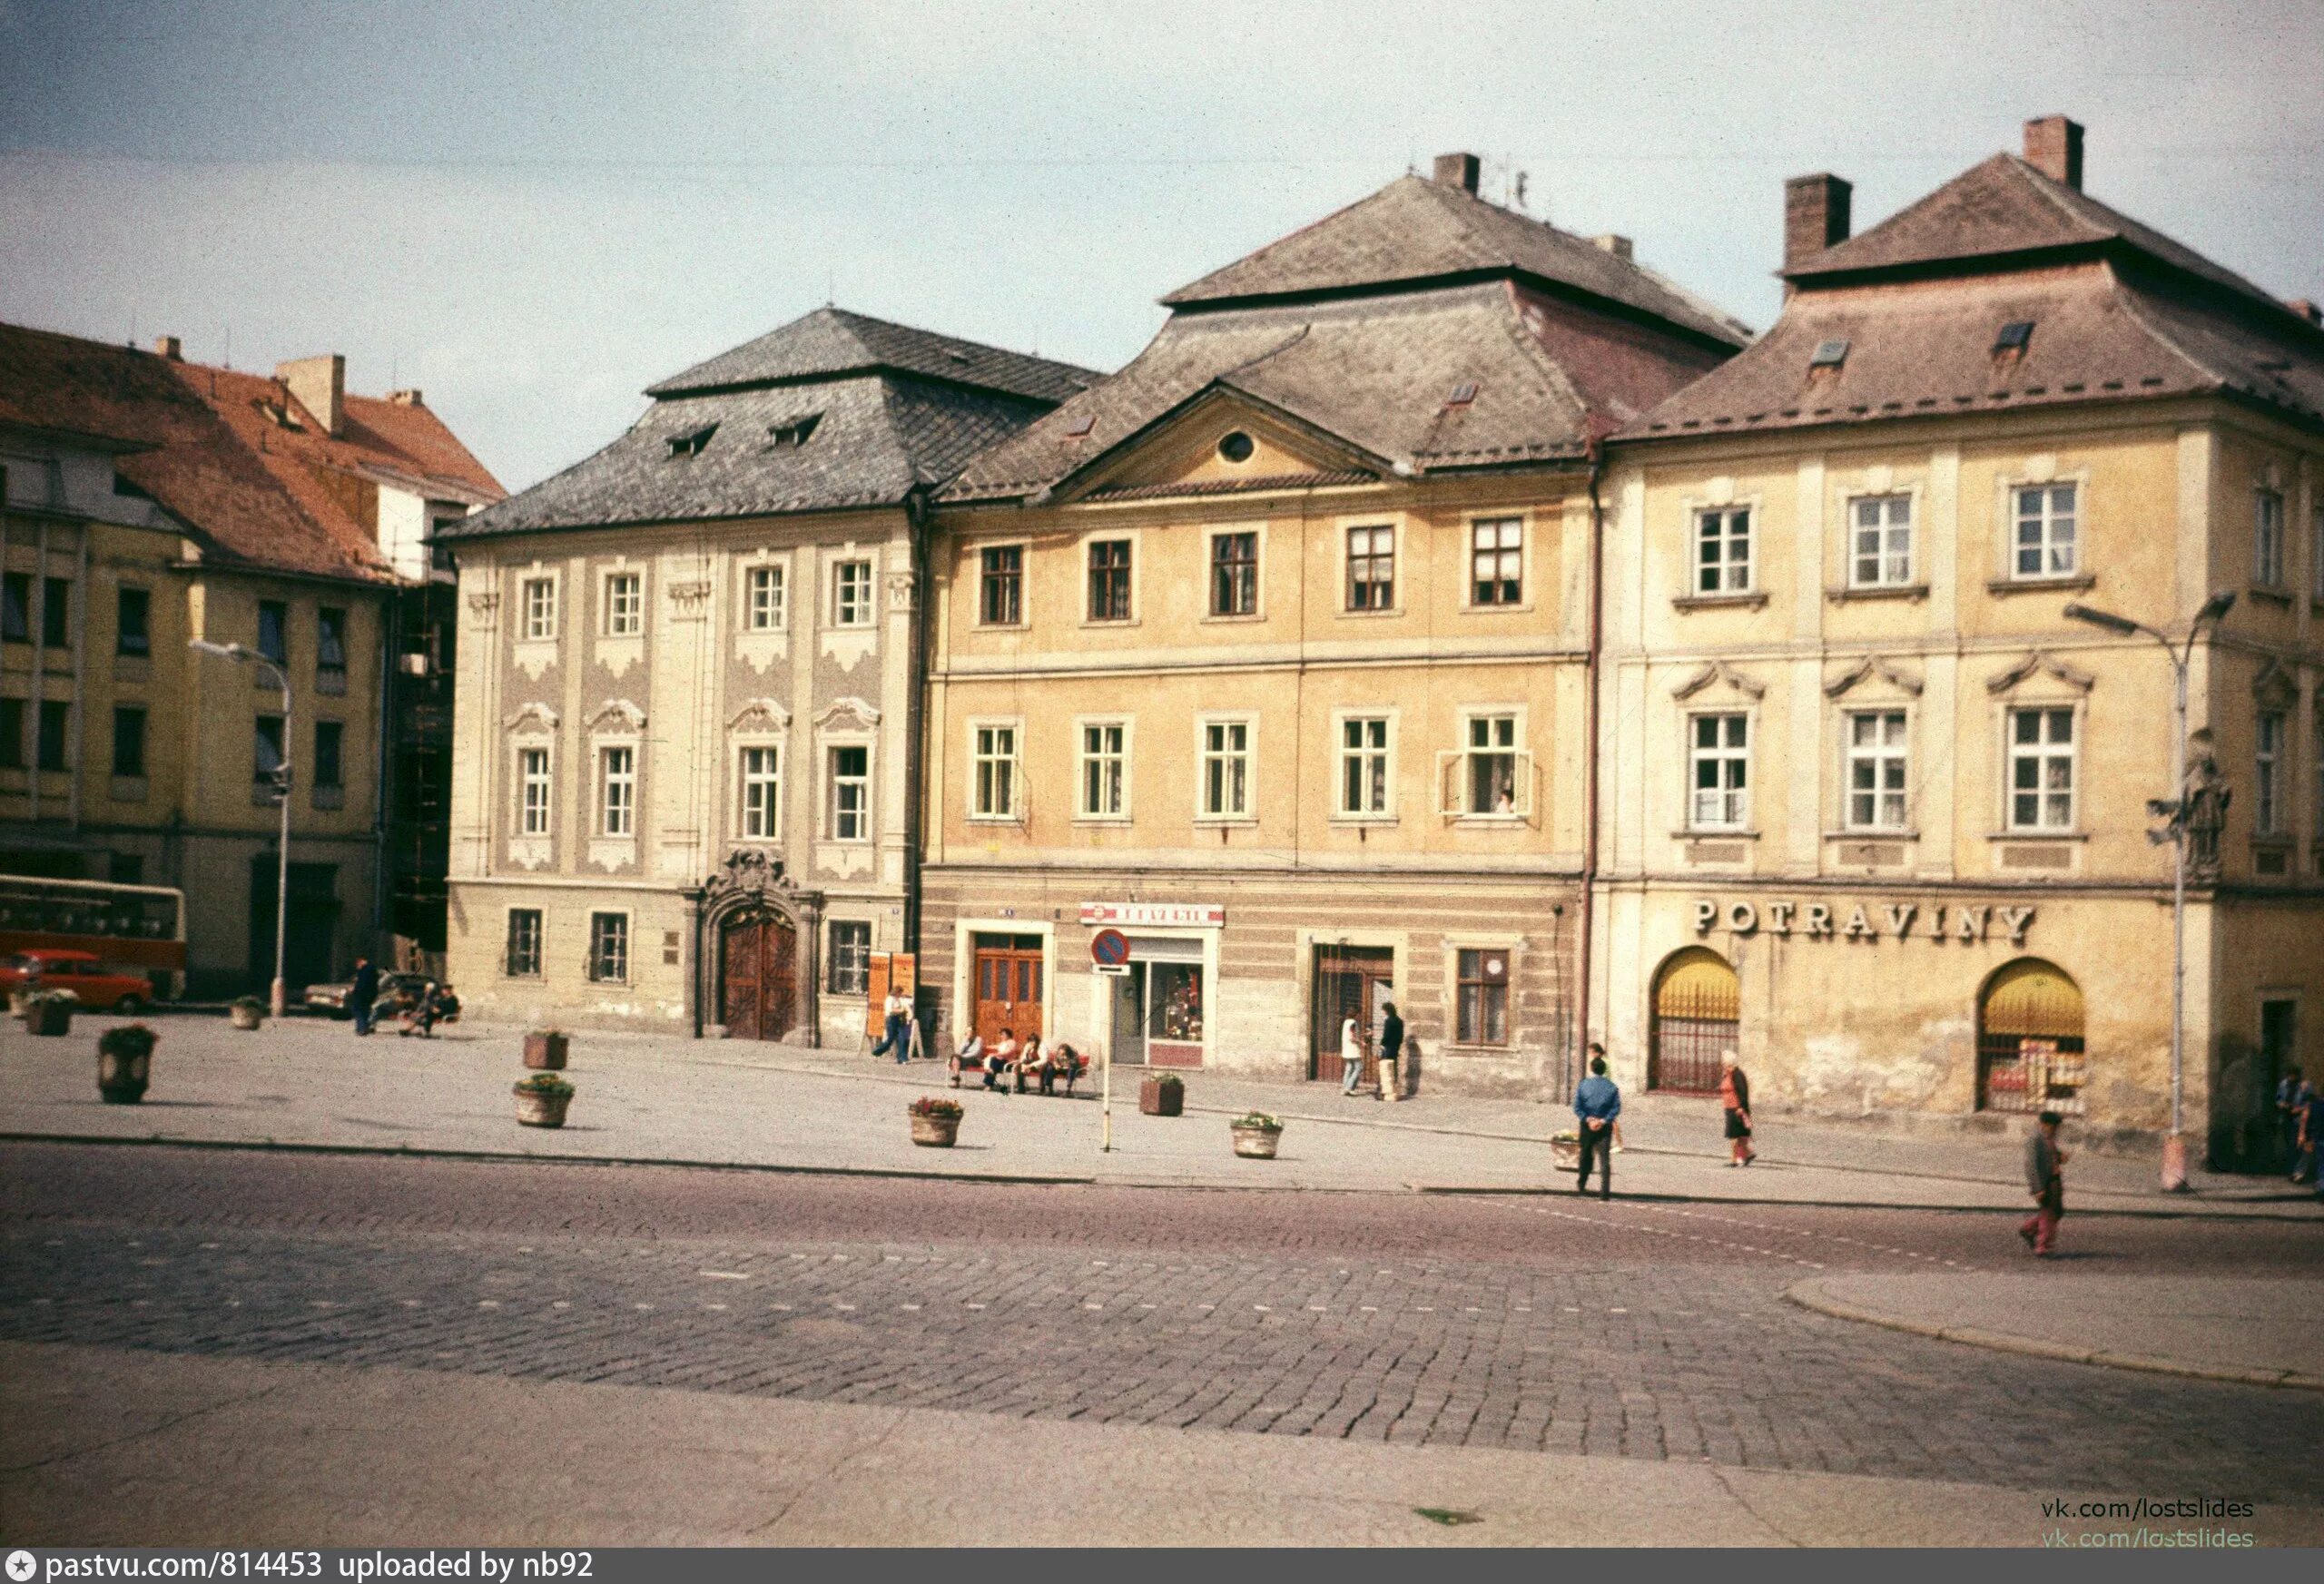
[698,1270,752,1281]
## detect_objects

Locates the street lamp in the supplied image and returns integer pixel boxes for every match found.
[2062,591,2236,1192]
[190,639,293,1018]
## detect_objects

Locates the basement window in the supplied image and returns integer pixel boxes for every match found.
[1994,320,2035,356]
[667,424,718,458]
[766,414,821,448]
[1808,339,1850,370]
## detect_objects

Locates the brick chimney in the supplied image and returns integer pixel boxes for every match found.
[1433,152,1481,195]
[2024,115,2084,190]
[1783,173,1853,271]
[154,335,182,360]
[276,353,345,438]
[1590,234,1633,261]
[2286,299,2321,328]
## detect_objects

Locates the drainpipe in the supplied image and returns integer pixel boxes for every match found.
[902,487,931,963]
[1574,437,1609,1096]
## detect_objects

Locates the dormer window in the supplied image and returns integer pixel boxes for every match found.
[1994,320,2035,358]
[667,424,717,458]
[766,414,821,448]
[1446,381,1479,407]
[1808,339,1849,371]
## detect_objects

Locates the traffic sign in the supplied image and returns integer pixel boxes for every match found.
[1090,929,1130,967]
[1095,962,1131,977]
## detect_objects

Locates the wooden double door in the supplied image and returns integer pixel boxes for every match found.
[1312,946,1393,1085]
[970,933,1044,1047]
[722,910,798,1041]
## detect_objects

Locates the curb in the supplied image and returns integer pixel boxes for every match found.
[1784,1279,2324,1392]
[1411,1182,2315,1221]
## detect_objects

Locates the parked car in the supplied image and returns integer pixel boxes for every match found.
[2,949,156,1012]
[303,969,428,1018]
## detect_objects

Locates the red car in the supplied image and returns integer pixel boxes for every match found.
[2,949,156,1012]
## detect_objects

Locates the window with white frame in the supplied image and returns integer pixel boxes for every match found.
[518,746,552,835]
[1848,495,1914,587]
[1200,719,1250,818]
[1844,711,1909,831]
[1470,518,1523,605]
[740,744,782,840]
[505,910,543,978]
[1694,507,1752,595]
[2007,707,2076,831]
[1339,716,1391,817]
[2012,483,2078,579]
[828,920,872,995]
[745,564,786,631]
[1689,713,1749,829]
[972,723,1019,818]
[587,912,628,982]
[1464,714,1521,815]
[2255,488,2286,587]
[603,571,643,635]
[1079,721,1126,818]
[1455,948,1510,1046]
[1209,532,1257,617]
[979,546,1022,626]
[2256,711,2286,837]
[828,744,869,841]
[599,745,635,836]
[1087,539,1132,622]
[521,576,557,640]
[832,560,873,627]
[1345,526,1394,611]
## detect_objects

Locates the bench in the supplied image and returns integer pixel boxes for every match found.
[948,1046,1088,1097]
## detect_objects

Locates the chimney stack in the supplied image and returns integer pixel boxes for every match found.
[2023,115,2084,190]
[1433,152,1481,195]
[275,354,346,438]
[1783,173,1853,271]
[1590,234,1633,261]
[154,335,182,360]
[388,389,425,407]
[2286,299,2321,328]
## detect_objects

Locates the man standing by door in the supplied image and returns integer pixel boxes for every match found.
[349,957,379,1038]
[1338,1014,1367,1097]
[1376,1000,1404,1102]
[1572,1049,1620,1199]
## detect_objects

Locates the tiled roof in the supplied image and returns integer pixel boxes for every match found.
[447,310,1089,538]
[645,306,1095,403]
[1163,173,1752,349]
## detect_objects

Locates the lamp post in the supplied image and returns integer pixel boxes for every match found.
[2063,591,2235,1191]
[191,639,293,1018]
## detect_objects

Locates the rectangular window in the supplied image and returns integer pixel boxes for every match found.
[0,698,21,767]
[1455,948,1509,1046]
[1209,532,1257,617]
[1849,495,1914,587]
[2256,711,2286,837]
[1,572,27,642]
[2255,488,2286,587]
[1200,719,1250,818]
[979,546,1023,626]
[1346,525,1394,611]
[603,572,643,636]
[740,744,782,839]
[31,700,67,772]
[521,577,557,640]
[256,599,288,666]
[1845,711,1909,830]
[112,706,146,777]
[316,605,347,675]
[587,912,628,982]
[745,564,785,630]
[1087,539,1131,622]
[2012,483,2078,579]
[313,721,344,791]
[1470,517,1523,605]
[1695,507,1752,595]
[253,713,285,786]
[116,587,151,656]
[599,745,635,836]
[828,920,872,996]
[1466,714,1519,815]
[1079,721,1127,818]
[1339,716,1391,816]
[1689,713,1749,829]
[832,560,873,627]
[972,723,1019,818]
[2008,707,2076,831]
[829,744,869,841]
[505,910,543,977]
[518,747,552,835]
[42,577,69,648]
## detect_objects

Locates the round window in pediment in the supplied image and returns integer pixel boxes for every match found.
[1216,430,1255,464]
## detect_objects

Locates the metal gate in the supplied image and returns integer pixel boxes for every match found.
[1649,948,1738,1095]
[1311,947,1393,1086]
[1976,959,2085,1115]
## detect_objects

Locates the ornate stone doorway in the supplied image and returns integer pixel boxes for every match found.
[691,849,823,1045]
[721,910,798,1041]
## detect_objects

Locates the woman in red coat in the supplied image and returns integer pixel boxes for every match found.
[1718,1048,1755,1166]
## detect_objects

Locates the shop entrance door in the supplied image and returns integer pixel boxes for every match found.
[1312,946,1393,1085]
[1108,963,1148,1066]
[971,933,1044,1046]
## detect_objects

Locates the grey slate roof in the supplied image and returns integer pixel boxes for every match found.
[444,310,1096,538]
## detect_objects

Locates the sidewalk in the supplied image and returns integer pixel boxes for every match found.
[3,1009,2318,1218]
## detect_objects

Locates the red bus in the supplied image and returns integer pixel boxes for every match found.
[0,874,186,999]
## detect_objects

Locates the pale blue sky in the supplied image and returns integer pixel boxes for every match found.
[3,0,2319,490]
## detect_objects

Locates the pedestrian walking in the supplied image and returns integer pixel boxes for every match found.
[1376,1001,1404,1102]
[1572,1054,1620,1199]
[1338,1014,1366,1097]
[2019,1109,2068,1256]
[2300,1082,2324,1202]
[871,987,913,1064]
[2281,1066,2317,1181]
[349,957,379,1038]
[1719,1048,1756,1166]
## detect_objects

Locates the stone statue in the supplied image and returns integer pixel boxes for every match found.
[2181,752,2230,881]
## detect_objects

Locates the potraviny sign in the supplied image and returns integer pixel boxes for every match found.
[1692,897,2034,944]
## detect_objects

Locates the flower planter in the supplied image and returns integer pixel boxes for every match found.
[514,1083,572,1128]
[910,1112,961,1148]
[1549,1136,1581,1171]
[25,1000,73,1038]
[228,1003,265,1031]
[1138,1077,1184,1117]
[98,1049,151,1104]
[523,1031,570,1070]
[1230,1124,1282,1160]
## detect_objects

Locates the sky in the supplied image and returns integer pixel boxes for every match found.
[3,0,2319,493]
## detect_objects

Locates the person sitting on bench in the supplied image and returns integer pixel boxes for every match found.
[984,1028,1018,1093]
[1040,1042,1081,1096]
[1012,1034,1046,1093]
[948,1031,984,1089]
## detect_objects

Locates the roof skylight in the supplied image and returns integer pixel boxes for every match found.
[1809,339,1850,369]
[1994,320,2035,355]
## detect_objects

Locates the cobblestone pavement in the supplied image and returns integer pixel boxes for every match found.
[5,1142,2321,1505]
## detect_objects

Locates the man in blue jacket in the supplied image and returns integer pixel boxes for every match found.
[1573,1046,1620,1199]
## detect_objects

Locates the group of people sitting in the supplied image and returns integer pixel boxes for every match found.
[949,1028,1084,1096]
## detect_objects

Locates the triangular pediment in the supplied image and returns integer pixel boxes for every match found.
[1049,385,1387,505]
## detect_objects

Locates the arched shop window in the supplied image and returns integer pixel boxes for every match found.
[1649,947,1738,1095]
[1977,959,2086,1115]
